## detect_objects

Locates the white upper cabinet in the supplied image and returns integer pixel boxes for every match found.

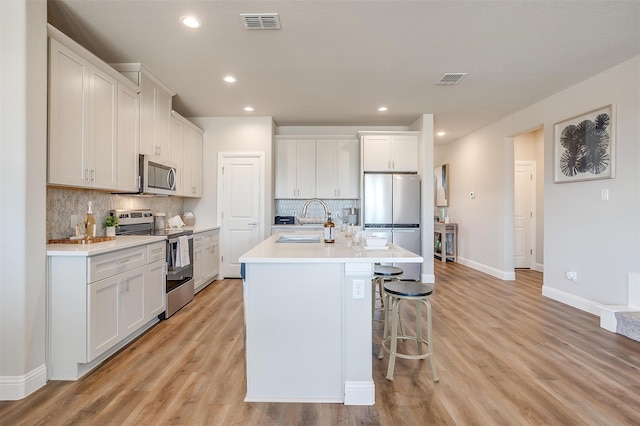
[111,63,175,163]
[48,25,141,192]
[275,139,316,199]
[116,83,140,192]
[316,139,359,199]
[48,38,118,190]
[170,111,203,198]
[360,132,419,172]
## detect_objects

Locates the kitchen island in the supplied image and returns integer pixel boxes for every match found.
[239,231,422,405]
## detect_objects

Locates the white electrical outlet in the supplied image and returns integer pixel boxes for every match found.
[71,214,78,228]
[353,280,365,299]
[566,271,578,283]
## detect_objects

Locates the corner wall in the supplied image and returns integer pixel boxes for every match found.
[0,0,48,400]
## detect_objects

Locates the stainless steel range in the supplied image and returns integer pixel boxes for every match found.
[111,209,194,319]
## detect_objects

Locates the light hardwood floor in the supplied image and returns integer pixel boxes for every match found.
[2,261,640,425]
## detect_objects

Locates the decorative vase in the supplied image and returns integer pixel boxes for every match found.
[106,226,116,237]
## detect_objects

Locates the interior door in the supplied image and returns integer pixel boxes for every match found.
[514,162,534,268]
[220,155,262,278]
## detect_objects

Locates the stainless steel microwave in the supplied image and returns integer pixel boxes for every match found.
[138,155,177,195]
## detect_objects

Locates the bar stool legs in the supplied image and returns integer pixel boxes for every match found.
[378,282,439,382]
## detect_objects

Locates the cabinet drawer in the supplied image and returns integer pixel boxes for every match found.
[194,231,218,248]
[147,241,166,263]
[88,246,147,283]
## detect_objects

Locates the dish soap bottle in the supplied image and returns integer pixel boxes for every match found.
[324,213,335,243]
[84,201,96,240]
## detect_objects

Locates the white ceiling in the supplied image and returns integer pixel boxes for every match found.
[48,0,640,144]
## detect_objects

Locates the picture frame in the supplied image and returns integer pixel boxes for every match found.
[434,163,448,206]
[554,104,615,183]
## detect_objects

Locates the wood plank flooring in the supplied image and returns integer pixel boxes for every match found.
[2,261,640,425]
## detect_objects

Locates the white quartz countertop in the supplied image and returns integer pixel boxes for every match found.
[240,231,423,264]
[46,235,167,257]
[185,225,220,233]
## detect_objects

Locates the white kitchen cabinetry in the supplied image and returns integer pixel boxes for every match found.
[171,111,203,198]
[360,132,419,172]
[48,240,166,380]
[193,229,220,294]
[117,83,140,192]
[275,139,316,199]
[48,38,118,190]
[316,139,359,199]
[111,63,176,163]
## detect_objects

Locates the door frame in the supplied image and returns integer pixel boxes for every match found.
[514,160,537,269]
[217,152,265,278]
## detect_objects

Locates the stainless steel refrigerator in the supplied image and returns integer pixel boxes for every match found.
[363,173,421,280]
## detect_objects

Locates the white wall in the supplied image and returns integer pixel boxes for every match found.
[0,0,48,400]
[185,116,275,238]
[436,56,640,314]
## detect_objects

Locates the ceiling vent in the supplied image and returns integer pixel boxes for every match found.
[241,13,281,30]
[436,73,468,86]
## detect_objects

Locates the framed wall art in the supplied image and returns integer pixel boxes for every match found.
[554,104,615,183]
[434,163,448,206]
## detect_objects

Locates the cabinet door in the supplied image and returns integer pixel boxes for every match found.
[183,125,203,197]
[155,87,172,161]
[362,135,391,171]
[88,68,117,190]
[315,140,337,198]
[48,39,88,187]
[336,139,359,198]
[139,73,155,156]
[145,260,166,319]
[296,140,316,199]
[119,267,146,336]
[193,245,204,290]
[117,83,140,192]
[170,115,184,195]
[275,139,298,198]
[390,135,418,172]
[210,240,220,279]
[88,276,120,361]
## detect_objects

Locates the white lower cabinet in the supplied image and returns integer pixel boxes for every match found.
[193,229,220,293]
[48,240,166,380]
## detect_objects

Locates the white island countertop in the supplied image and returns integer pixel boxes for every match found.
[240,231,422,264]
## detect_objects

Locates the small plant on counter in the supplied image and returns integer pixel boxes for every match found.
[102,215,120,228]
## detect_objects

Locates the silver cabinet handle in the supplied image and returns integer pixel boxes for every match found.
[248,222,258,226]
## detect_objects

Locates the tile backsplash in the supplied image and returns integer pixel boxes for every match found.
[274,199,360,226]
[47,188,184,240]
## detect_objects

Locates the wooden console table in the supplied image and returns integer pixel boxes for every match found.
[434,222,457,262]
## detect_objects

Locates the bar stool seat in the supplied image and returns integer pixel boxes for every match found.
[378,281,439,382]
[372,265,403,321]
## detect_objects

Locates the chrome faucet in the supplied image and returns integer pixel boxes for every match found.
[300,198,329,221]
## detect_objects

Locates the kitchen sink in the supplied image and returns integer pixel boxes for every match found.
[276,235,322,243]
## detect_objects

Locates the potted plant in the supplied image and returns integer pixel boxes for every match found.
[103,215,119,237]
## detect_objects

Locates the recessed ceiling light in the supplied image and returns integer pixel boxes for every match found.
[181,16,201,29]
[437,131,446,136]
[244,106,254,112]
[378,107,388,112]
[224,75,237,83]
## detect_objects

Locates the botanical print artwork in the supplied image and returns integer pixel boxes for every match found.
[554,105,615,183]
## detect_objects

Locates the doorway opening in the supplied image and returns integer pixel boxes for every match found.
[513,128,544,272]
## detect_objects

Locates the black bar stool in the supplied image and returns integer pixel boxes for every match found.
[372,265,403,322]
[378,281,439,382]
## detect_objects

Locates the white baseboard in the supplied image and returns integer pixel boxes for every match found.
[534,263,544,273]
[421,273,435,284]
[541,285,601,316]
[456,257,515,281]
[0,364,47,401]
[344,380,375,405]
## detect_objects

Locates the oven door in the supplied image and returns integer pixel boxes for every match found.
[166,235,194,292]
